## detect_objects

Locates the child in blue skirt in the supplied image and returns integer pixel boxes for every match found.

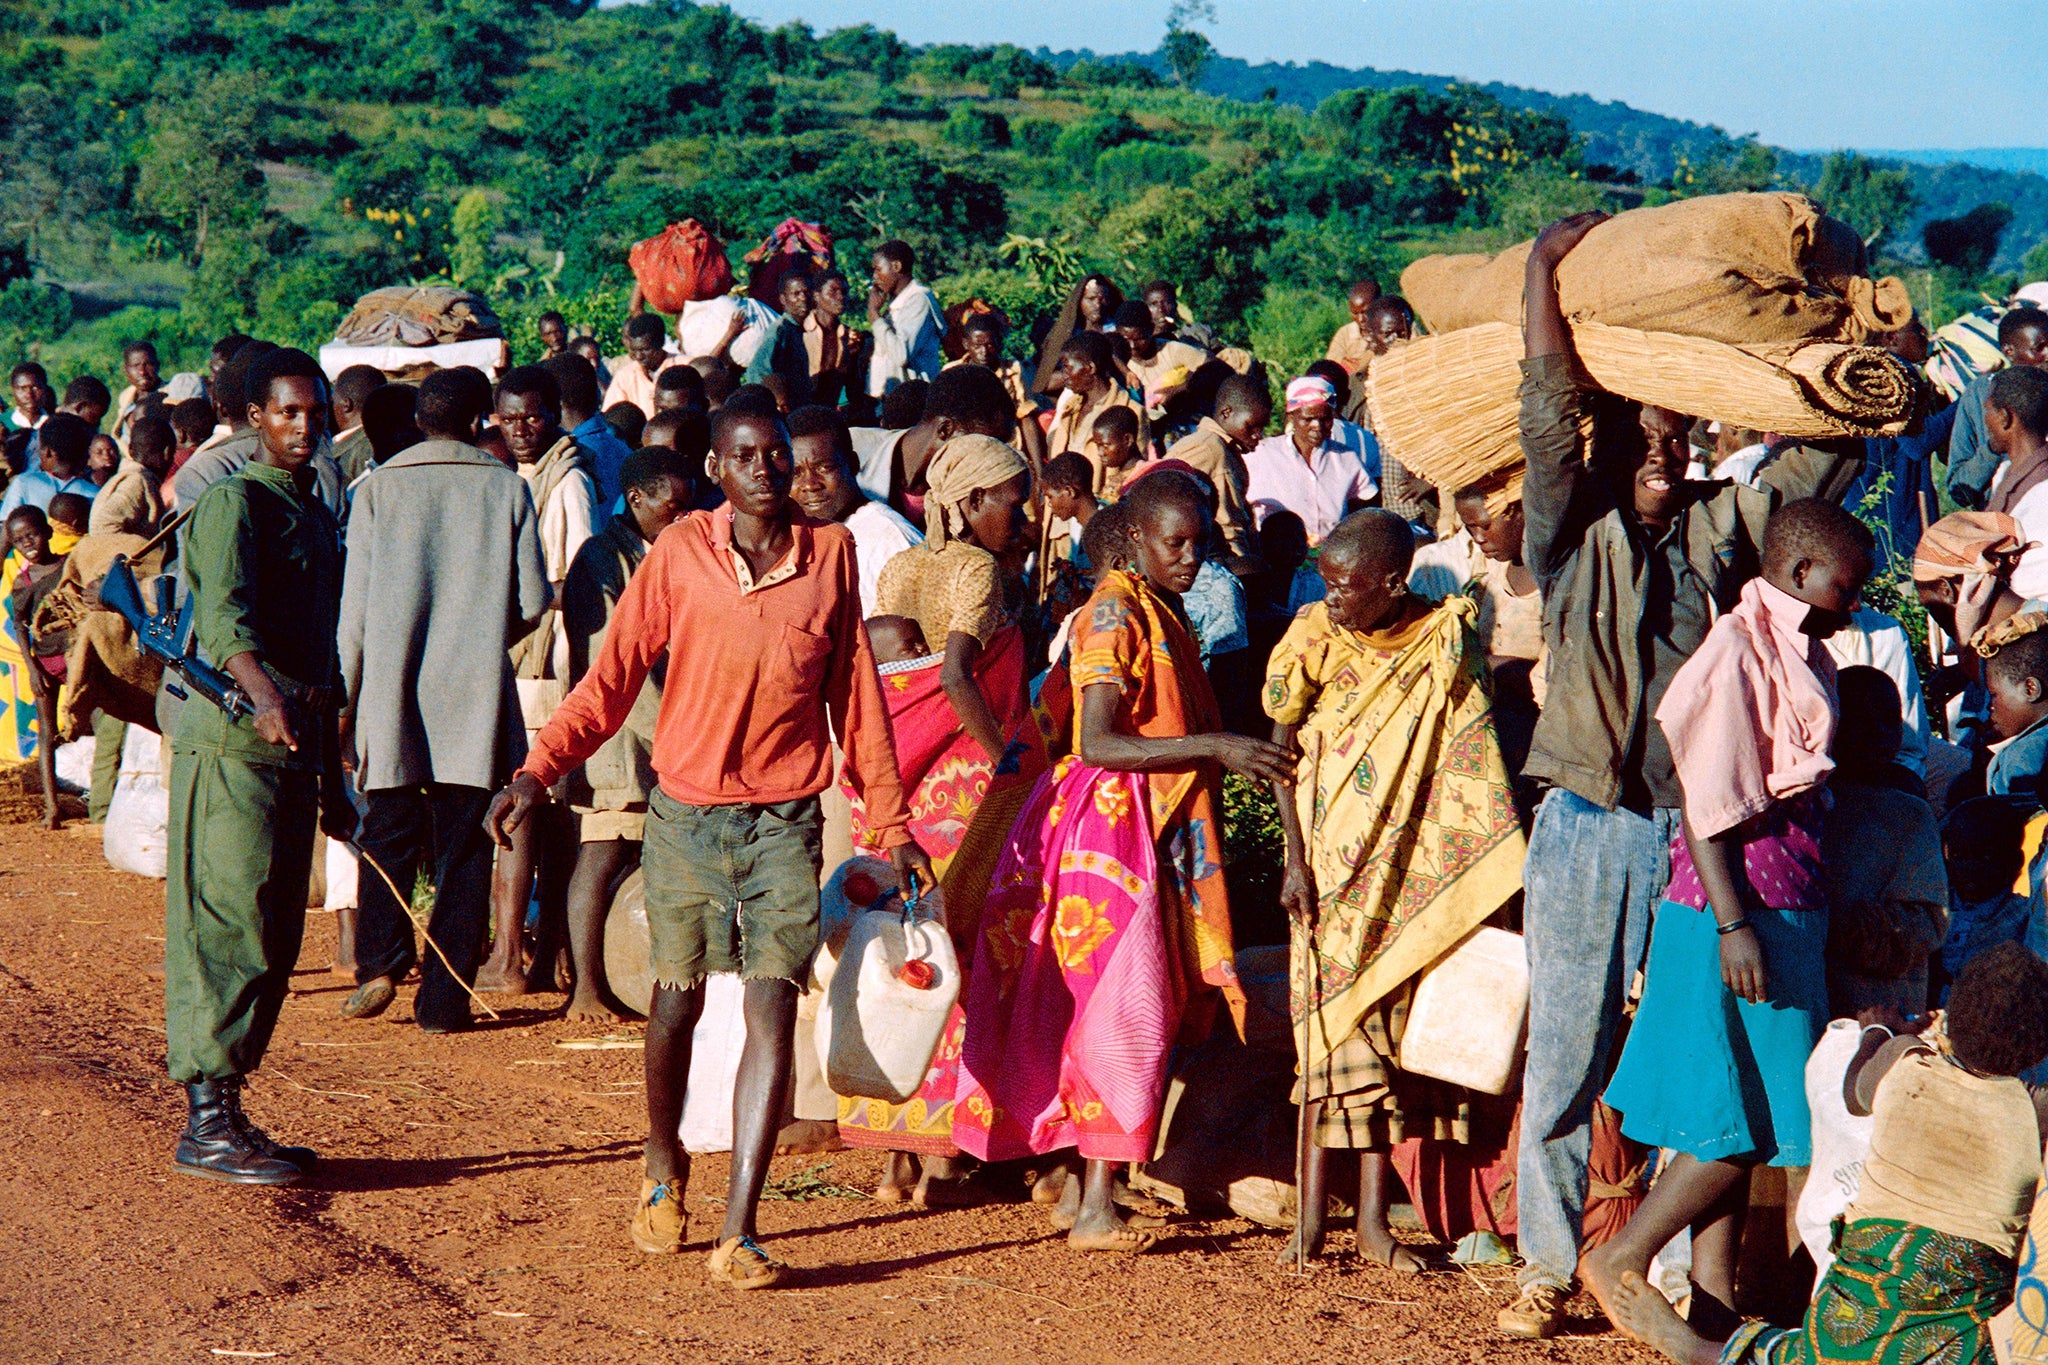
[1583,497,1877,1339]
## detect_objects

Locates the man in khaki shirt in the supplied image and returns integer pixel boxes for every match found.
[1324,280,1382,375]
[1163,371,1270,568]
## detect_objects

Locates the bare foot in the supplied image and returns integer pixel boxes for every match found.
[773,1120,843,1156]
[1578,1240,1632,1339]
[565,994,624,1025]
[875,1151,918,1204]
[1030,1166,1070,1205]
[1050,1166,1083,1231]
[911,1169,976,1210]
[1276,1222,1326,1268]
[474,955,529,995]
[1611,1272,1719,1365]
[1067,1205,1157,1254]
[1357,1225,1427,1274]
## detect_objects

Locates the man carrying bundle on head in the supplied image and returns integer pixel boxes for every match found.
[1502,213,1865,1340]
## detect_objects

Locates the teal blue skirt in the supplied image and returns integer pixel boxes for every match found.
[1604,900,1827,1166]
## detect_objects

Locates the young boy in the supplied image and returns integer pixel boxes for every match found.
[329,364,387,484]
[86,433,119,486]
[1163,372,1270,568]
[944,312,1044,466]
[556,446,696,1025]
[88,409,169,536]
[864,614,930,667]
[1113,299,1209,434]
[1264,508,1527,1271]
[8,361,49,431]
[1,413,98,518]
[46,491,91,550]
[1936,795,2034,1000]
[1324,280,1382,376]
[603,313,679,420]
[169,397,215,477]
[1090,405,1142,503]
[1505,213,1864,1342]
[112,341,162,451]
[488,406,931,1288]
[1982,614,2048,796]
[1821,667,1949,1016]
[1040,451,1098,569]
[1589,497,1876,1337]
[6,505,64,656]
[742,270,815,407]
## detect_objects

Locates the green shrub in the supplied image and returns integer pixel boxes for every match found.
[1054,112,1145,169]
[1012,117,1059,158]
[1248,284,1348,385]
[941,105,1010,151]
[1093,142,1205,196]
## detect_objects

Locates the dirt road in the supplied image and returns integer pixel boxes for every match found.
[0,824,1641,1364]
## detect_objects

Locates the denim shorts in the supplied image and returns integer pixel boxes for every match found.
[641,789,824,990]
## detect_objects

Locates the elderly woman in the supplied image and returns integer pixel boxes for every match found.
[841,434,1035,1203]
[1244,375,1379,546]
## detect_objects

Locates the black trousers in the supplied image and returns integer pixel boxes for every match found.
[353,783,495,1029]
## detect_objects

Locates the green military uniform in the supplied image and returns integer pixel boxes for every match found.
[165,459,341,1084]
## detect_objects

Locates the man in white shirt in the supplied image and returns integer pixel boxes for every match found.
[866,239,944,400]
[787,404,921,612]
[1984,367,2048,601]
[1243,375,1378,545]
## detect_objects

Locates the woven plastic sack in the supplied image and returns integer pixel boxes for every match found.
[630,218,735,314]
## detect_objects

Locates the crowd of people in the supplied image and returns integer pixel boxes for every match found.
[15,217,2048,1355]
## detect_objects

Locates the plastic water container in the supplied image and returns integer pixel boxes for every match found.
[814,869,957,1103]
[102,727,168,879]
[1396,925,1528,1095]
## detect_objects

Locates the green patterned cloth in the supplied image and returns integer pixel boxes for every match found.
[1719,1218,2013,1365]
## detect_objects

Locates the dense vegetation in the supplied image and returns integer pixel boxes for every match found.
[2,0,2043,395]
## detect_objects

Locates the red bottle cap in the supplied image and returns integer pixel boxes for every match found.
[897,959,936,990]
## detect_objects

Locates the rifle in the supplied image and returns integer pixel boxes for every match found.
[94,509,253,720]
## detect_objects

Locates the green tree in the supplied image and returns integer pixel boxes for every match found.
[1098,170,1277,328]
[132,70,269,263]
[2024,239,2048,285]
[448,189,496,287]
[1163,0,1217,89]
[1815,152,1916,252]
[941,105,1010,151]
[1925,201,2015,280]
[821,24,908,84]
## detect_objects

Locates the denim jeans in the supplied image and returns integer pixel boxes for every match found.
[1516,788,1681,1290]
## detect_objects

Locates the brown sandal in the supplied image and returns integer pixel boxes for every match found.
[707,1235,785,1289]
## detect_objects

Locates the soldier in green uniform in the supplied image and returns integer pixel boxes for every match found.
[165,347,354,1186]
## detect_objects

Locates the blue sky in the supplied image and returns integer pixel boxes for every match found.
[722,1,2045,152]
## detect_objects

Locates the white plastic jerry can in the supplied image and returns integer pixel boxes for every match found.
[815,877,959,1103]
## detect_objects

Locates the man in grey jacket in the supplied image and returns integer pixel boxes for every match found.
[337,369,550,1033]
[1500,214,1862,1340]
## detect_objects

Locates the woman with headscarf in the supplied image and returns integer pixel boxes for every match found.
[1244,375,1380,546]
[840,435,1038,1202]
[1032,274,1124,397]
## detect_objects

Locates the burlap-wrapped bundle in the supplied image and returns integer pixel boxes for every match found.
[1401,193,1913,347]
[37,532,169,738]
[334,287,503,347]
[1367,320,1917,495]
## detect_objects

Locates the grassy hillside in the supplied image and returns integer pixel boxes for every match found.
[1,1,2041,397]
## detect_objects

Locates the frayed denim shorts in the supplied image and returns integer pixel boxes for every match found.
[641,789,823,990]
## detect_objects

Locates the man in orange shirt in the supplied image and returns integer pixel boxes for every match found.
[487,407,933,1291]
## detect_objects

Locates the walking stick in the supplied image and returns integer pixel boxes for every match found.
[348,840,502,1022]
[1293,905,1316,1277]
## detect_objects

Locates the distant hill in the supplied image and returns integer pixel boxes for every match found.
[1037,47,2048,269]
[1865,148,2048,177]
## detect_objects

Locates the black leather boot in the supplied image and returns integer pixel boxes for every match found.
[221,1078,317,1172]
[172,1078,302,1185]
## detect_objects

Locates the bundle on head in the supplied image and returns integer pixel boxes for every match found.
[1400,192,1912,346]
